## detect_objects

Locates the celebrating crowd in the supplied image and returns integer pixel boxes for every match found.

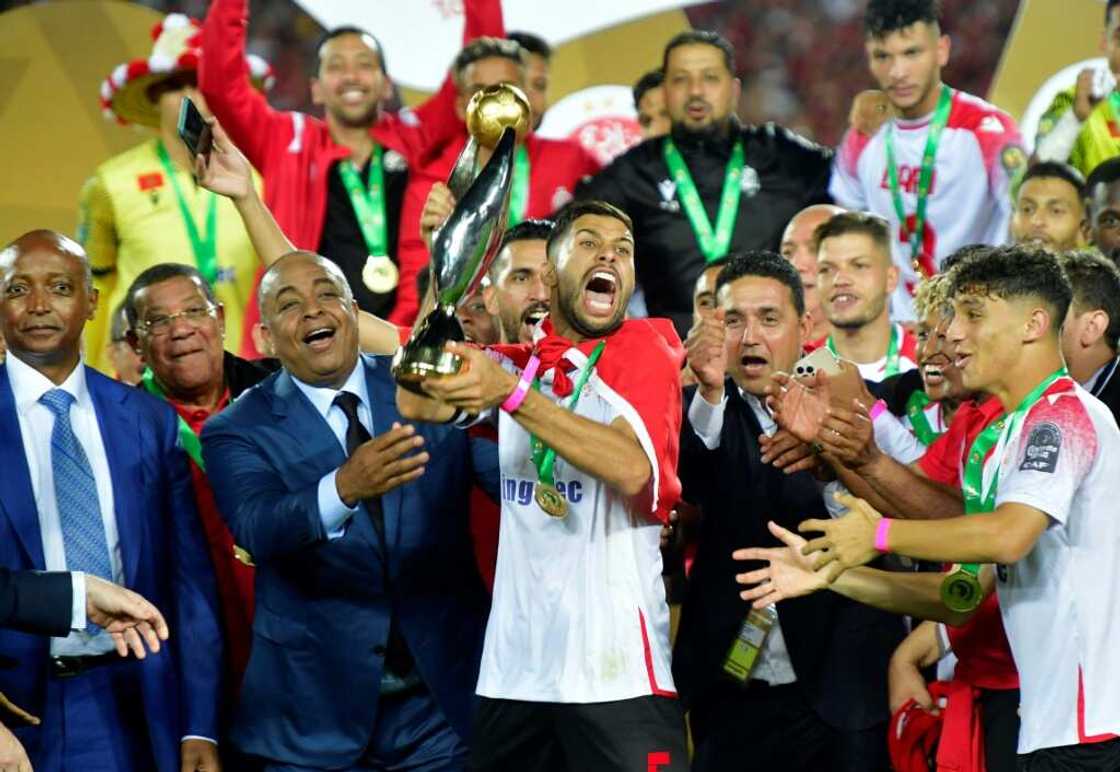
[2,0,1120,770]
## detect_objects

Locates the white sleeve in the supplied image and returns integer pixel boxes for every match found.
[828,129,870,210]
[70,571,86,631]
[874,410,927,465]
[1034,110,1083,163]
[687,390,727,450]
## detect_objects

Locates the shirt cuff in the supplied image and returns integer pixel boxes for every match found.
[181,736,217,745]
[69,571,86,631]
[318,469,358,540]
[688,390,727,450]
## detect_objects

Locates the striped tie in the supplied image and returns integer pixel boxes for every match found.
[39,389,112,635]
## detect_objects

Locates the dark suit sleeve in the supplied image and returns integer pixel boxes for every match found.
[201,418,327,563]
[158,410,223,740]
[575,150,634,211]
[0,568,73,637]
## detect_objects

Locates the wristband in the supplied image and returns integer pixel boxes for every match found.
[874,517,893,553]
[868,399,888,423]
[501,355,540,413]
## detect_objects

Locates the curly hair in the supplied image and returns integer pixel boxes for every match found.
[948,245,1072,332]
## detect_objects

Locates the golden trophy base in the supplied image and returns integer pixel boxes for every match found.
[392,306,466,395]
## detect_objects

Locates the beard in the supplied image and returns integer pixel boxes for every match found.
[327,101,380,129]
[829,293,889,331]
[556,278,627,340]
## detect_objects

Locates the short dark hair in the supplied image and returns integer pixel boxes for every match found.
[491,219,554,279]
[812,211,891,255]
[662,30,735,75]
[632,69,665,109]
[864,0,942,38]
[453,37,525,87]
[941,244,992,273]
[315,26,386,73]
[109,300,131,343]
[1020,161,1086,200]
[948,245,1072,334]
[546,201,633,260]
[715,250,806,317]
[507,31,551,61]
[1059,250,1120,352]
[125,263,218,329]
[1086,157,1120,195]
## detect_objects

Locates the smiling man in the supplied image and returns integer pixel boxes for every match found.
[780,204,845,349]
[398,201,688,771]
[830,0,1025,320]
[816,211,919,381]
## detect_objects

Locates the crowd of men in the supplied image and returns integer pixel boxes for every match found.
[3,0,1120,770]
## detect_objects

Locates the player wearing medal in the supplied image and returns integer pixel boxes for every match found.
[398,201,689,771]
[815,212,919,381]
[743,246,1120,769]
[578,30,833,338]
[830,0,1026,321]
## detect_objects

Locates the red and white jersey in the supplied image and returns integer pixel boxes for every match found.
[830,89,1023,320]
[844,323,920,382]
[477,319,684,703]
[988,379,1120,752]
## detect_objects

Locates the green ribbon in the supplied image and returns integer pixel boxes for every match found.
[1110,91,1120,121]
[141,368,205,470]
[885,84,953,274]
[507,144,530,227]
[156,141,219,284]
[905,390,943,447]
[337,144,389,257]
[827,324,902,377]
[530,341,607,487]
[943,367,1069,610]
[663,137,745,262]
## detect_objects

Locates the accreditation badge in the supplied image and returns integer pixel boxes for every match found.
[362,254,399,294]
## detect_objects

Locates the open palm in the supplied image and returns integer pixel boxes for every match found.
[732,521,830,607]
[769,371,831,444]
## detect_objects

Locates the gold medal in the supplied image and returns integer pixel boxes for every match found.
[534,482,568,518]
[362,254,399,293]
[233,544,255,567]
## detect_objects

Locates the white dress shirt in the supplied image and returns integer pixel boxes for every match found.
[7,353,119,655]
[291,361,372,539]
[688,388,797,686]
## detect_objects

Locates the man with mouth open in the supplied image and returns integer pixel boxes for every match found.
[815,211,919,381]
[398,201,689,771]
[830,0,1025,321]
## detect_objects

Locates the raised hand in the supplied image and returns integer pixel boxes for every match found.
[814,399,879,470]
[420,341,518,414]
[335,423,430,505]
[767,369,831,444]
[420,182,456,251]
[684,309,728,402]
[1074,68,1101,121]
[193,119,253,202]
[759,429,818,474]
[732,521,830,607]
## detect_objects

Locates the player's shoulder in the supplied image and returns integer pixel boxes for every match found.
[949,90,1018,135]
[743,121,833,163]
[1023,382,1101,442]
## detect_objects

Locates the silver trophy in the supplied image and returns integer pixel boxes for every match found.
[391,83,531,391]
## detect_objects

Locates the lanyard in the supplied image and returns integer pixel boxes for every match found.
[337,144,389,257]
[530,341,606,487]
[1110,91,1120,123]
[884,85,953,275]
[827,324,902,377]
[140,368,205,470]
[905,390,943,447]
[507,144,530,227]
[155,141,219,284]
[663,138,745,262]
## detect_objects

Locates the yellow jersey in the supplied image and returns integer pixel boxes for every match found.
[1037,86,1120,176]
[77,137,261,374]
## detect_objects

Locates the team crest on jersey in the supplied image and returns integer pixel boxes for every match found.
[1001,144,1027,175]
[383,149,408,173]
[740,165,761,196]
[1020,421,1061,473]
[979,115,1005,134]
[657,179,680,212]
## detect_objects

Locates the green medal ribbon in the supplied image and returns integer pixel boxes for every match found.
[884,85,953,274]
[663,137,745,262]
[942,367,1069,612]
[905,390,943,447]
[140,368,205,471]
[338,144,389,257]
[1110,91,1120,122]
[530,341,607,488]
[507,144,530,227]
[156,141,219,285]
[827,324,902,377]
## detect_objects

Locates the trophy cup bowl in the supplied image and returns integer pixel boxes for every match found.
[392,85,529,392]
[447,83,531,200]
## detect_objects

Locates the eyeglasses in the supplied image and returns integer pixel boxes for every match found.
[141,305,217,336]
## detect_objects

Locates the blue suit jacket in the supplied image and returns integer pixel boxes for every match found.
[0,364,223,771]
[200,354,497,768]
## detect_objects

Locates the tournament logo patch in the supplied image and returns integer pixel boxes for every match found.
[1019,421,1061,473]
[740,165,761,196]
[1001,144,1027,175]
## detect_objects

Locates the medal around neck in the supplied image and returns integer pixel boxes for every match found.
[534,482,568,518]
[362,254,399,293]
[392,85,529,392]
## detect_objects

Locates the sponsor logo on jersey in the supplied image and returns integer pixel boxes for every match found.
[879,165,939,195]
[979,115,1005,133]
[502,477,584,506]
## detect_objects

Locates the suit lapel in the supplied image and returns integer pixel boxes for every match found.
[0,367,46,569]
[363,356,403,559]
[87,369,143,585]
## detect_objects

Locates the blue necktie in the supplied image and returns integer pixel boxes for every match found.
[39,389,112,635]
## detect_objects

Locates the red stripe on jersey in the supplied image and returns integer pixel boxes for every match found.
[638,609,677,698]
[1078,667,1119,744]
[837,126,873,179]
[948,91,1023,189]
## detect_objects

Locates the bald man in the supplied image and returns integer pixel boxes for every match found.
[200,252,498,770]
[0,230,221,772]
[780,204,845,348]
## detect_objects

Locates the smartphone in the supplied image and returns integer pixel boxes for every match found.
[792,347,843,379]
[177,97,213,161]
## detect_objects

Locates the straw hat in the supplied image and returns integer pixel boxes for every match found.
[99,13,274,127]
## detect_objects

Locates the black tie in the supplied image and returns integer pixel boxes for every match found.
[332,391,414,677]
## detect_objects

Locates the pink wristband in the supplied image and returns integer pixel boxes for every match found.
[868,399,888,422]
[501,355,541,413]
[874,518,893,553]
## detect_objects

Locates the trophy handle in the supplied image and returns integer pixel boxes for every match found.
[447,136,480,202]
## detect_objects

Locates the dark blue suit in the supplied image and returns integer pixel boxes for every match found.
[0,364,223,772]
[201,354,497,769]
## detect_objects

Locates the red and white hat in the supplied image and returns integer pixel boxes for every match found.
[100,13,274,128]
